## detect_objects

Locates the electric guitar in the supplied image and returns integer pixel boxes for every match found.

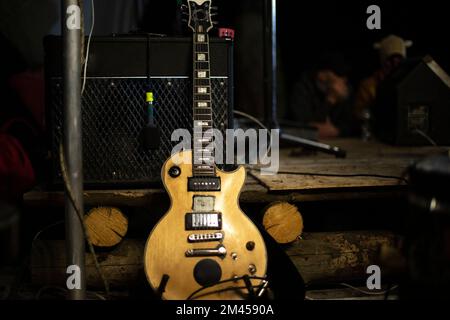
[144,0,268,300]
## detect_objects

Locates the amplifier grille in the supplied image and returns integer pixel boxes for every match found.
[49,77,230,187]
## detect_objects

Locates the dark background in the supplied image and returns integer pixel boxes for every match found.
[1,0,449,121]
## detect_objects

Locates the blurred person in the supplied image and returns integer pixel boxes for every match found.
[287,53,355,138]
[354,35,412,139]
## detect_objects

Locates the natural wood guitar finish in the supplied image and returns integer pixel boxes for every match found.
[144,150,267,300]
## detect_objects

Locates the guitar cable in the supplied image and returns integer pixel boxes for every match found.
[140,34,160,150]
[186,275,268,300]
[233,110,409,184]
[81,0,95,95]
[60,144,110,298]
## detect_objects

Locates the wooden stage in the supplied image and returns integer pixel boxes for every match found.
[25,138,447,299]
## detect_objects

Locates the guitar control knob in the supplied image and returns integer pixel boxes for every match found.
[248,264,257,274]
[246,241,255,251]
[168,166,181,178]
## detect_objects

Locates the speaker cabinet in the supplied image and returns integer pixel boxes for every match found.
[44,35,233,187]
[373,56,450,146]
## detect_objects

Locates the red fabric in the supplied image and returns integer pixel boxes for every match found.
[0,132,35,199]
[8,69,45,130]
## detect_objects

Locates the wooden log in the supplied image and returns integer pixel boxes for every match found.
[31,239,144,289]
[262,202,303,244]
[286,231,399,285]
[31,231,398,288]
[84,207,128,247]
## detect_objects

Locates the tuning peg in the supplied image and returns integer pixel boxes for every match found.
[181,18,188,23]
[212,21,219,25]
[210,13,218,17]
[211,6,218,10]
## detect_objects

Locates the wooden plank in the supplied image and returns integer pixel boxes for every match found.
[31,231,398,288]
[308,138,446,159]
[23,188,168,208]
[250,158,411,191]
[306,286,398,300]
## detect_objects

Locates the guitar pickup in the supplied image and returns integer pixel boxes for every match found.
[188,176,221,191]
[185,244,227,258]
[188,232,223,243]
[185,212,222,230]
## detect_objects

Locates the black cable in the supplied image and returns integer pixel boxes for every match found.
[275,171,409,185]
[186,276,267,300]
[146,34,151,90]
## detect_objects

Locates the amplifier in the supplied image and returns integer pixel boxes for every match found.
[373,56,450,146]
[44,35,234,188]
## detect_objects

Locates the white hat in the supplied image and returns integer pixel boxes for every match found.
[374,34,413,62]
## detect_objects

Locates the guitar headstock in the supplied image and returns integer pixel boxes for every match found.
[183,0,216,33]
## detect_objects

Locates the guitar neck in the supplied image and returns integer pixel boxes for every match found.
[192,29,215,177]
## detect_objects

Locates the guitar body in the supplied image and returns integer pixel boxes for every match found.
[144,150,267,300]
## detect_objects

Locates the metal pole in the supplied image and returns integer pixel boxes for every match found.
[263,0,279,129]
[62,0,86,300]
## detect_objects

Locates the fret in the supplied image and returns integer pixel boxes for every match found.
[193,170,215,174]
[193,133,214,137]
[194,129,214,134]
[193,114,212,119]
[195,78,210,85]
[194,118,212,124]
[193,99,211,104]
[194,113,212,118]
[195,165,214,169]
[194,116,212,122]
[195,62,210,70]
[194,148,213,153]
[193,170,215,175]
[194,107,212,113]
[194,43,208,51]
[194,155,214,160]
[194,94,211,101]
[196,157,213,162]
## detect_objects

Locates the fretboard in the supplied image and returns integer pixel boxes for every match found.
[192,30,215,177]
